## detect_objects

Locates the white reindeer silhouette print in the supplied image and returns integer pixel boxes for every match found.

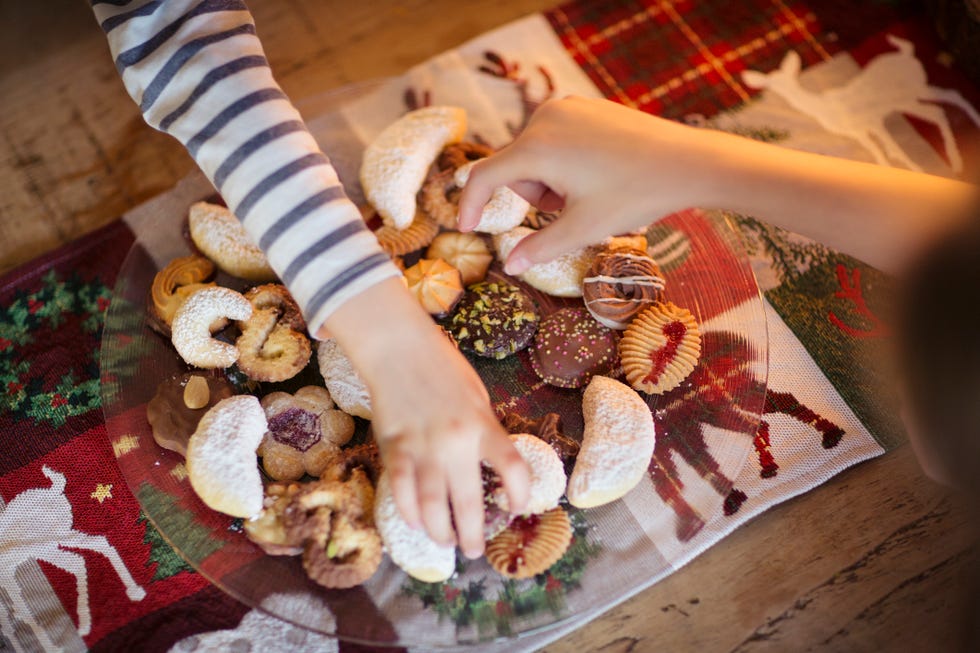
[0,466,145,652]
[742,35,980,172]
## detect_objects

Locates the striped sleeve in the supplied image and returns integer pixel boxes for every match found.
[91,0,400,335]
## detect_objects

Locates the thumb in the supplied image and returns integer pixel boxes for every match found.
[505,204,606,275]
[457,146,539,232]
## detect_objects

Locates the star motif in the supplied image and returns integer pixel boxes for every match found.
[91,483,113,504]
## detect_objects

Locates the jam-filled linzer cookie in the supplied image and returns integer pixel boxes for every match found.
[530,307,619,389]
[449,280,540,359]
[619,302,701,394]
[485,507,573,579]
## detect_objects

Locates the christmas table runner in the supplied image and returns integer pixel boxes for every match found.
[2,1,978,651]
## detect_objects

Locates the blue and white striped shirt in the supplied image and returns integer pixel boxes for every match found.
[91,0,400,334]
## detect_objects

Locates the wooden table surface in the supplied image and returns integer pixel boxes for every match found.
[1,1,975,651]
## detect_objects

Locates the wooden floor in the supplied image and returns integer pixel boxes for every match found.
[1,1,977,651]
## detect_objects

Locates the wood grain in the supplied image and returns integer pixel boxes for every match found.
[1,1,975,652]
[0,0,553,275]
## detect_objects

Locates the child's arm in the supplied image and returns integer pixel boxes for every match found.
[92,0,527,557]
[459,96,978,275]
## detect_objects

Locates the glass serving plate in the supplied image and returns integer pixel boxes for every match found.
[101,79,768,648]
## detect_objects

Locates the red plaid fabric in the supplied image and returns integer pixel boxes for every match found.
[1,1,972,651]
[544,0,921,119]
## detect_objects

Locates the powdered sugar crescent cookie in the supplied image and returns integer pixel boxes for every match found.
[566,376,656,509]
[620,302,701,394]
[494,433,566,515]
[186,395,267,519]
[188,201,276,281]
[494,227,595,297]
[316,339,372,420]
[360,106,467,230]
[485,507,572,579]
[374,470,456,583]
[171,286,252,368]
[454,161,529,234]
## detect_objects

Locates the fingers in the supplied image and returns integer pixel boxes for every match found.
[482,429,530,516]
[458,147,542,232]
[416,457,454,546]
[504,205,605,275]
[447,454,485,559]
[386,444,421,529]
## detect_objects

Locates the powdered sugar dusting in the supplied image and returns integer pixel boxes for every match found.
[361,106,467,229]
[374,471,456,582]
[494,227,595,297]
[497,433,566,514]
[171,287,252,368]
[454,162,529,234]
[187,395,267,519]
[567,376,656,508]
[188,202,274,280]
[316,339,372,419]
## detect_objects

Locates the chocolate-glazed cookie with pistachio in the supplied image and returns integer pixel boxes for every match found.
[448,280,540,359]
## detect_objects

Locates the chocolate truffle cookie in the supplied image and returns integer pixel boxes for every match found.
[530,307,619,388]
[448,281,539,359]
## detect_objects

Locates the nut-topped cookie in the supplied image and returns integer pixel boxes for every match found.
[448,280,539,359]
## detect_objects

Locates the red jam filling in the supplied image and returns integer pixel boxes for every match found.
[506,514,541,574]
[269,408,321,452]
[643,320,686,386]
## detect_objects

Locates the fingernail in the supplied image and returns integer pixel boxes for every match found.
[464,546,484,560]
[505,253,530,275]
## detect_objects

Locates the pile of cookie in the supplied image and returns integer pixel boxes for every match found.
[143,105,702,591]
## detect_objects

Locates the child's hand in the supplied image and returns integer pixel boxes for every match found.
[458,96,721,273]
[320,277,529,558]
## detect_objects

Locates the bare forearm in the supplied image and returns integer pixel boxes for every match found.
[462,97,978,276]
[700,131,979,273]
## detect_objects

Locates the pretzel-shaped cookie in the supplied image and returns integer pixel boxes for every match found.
[235,284,312,382]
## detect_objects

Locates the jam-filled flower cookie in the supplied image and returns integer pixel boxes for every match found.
[258,386,355,482]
